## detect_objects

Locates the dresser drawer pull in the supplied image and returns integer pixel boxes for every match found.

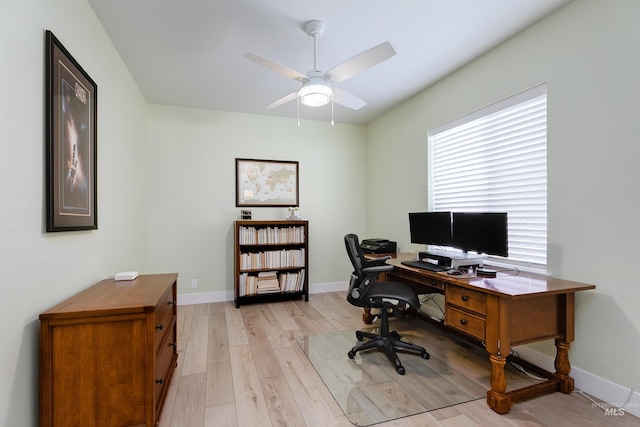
[461,295,468,301]
[170,342,176,348]
[169,300,175,305]
[156,378,164,384]
[460,319,467,325]
[156,324,164,330]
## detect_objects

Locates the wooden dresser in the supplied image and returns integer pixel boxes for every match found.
[39,273,178,427]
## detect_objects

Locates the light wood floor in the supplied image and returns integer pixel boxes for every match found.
[158,292,639,427]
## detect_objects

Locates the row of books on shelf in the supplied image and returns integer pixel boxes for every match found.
[239,248,305,270]
[238,226,305,245]
[238,270,305,296]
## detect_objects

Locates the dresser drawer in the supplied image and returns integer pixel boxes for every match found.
[446,284,486,315]
[445,306,486,340]
[154,285,176,354]
[154,323,176,410]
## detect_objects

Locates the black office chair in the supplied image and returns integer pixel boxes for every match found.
[344,234,429,375]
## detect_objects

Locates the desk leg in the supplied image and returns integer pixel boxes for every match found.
[362,308,375,324]
[555,339,574,393]
[556,293,576,394]
[486,354,511,414]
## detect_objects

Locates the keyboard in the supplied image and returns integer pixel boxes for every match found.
[401,260,449,272]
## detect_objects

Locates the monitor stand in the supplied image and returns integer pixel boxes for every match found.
[418,249,484,269]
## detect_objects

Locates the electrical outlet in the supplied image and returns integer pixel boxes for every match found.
[191,279,197,289]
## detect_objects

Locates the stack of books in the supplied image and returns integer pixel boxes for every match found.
[256,271,280,294]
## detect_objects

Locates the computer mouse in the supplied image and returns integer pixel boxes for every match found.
[447,269,462,275]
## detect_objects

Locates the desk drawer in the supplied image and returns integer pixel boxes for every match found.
[445,306,485,340]
[446,285,486,315]
[424,277,444,290]
[388,270,444,292]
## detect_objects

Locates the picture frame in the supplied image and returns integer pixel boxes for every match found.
[236,158,299,207]
[45,30,98,231]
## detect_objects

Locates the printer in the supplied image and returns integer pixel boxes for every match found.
[360,238,397,254]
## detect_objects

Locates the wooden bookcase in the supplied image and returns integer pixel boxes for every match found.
[39,273,178,427]
[234,220,309,308]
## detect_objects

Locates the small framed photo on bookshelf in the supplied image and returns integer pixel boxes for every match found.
[236,158,299,207]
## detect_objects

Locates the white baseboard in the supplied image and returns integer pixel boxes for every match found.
[514,345,640,417]
[177,290,233,305]
[309,281,349,294]
[176,281,348,306]
[177,285,639,418]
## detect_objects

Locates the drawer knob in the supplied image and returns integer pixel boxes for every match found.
[156,378,164,384]
[169,300,175,305]
[461,295,468,301]
[170,342,177,347]
[460,319,467,325]
[156,324,164,330]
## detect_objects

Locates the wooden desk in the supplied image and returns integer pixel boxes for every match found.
[368,253,595,414]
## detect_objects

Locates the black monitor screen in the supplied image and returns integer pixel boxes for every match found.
[408,212,453,246]
[452,212,508,257]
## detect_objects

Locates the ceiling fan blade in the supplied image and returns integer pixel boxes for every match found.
[265,91,299,110]
[332,87,367,110]
[326,42,396,83]
[243,52,308,82]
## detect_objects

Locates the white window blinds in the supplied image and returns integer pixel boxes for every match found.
[428,84,547,269]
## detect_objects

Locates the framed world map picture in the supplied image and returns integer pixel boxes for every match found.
[236,158,299,207]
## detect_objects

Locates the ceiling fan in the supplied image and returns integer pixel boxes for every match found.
[243,20,396,111]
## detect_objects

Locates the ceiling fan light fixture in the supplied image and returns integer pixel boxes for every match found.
[298,78,332,107]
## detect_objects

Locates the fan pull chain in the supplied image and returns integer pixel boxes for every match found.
[297,96,301,127]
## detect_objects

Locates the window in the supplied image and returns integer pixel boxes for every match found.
[428,84,547,270]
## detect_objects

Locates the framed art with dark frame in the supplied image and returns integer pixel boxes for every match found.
[45,30,97,232]
[236,158,299,207]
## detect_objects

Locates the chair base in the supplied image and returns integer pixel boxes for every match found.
[347,311,430,375]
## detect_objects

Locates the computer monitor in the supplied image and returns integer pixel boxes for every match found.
[452,212,508,257]
[408,212,453,246]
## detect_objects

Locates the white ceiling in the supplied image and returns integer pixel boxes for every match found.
[88,0,572,125]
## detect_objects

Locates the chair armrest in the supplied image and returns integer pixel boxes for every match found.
[362,264,393,274]
[366,255,392,266]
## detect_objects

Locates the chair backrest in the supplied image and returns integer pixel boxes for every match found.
[345,234,367,306]
[344,233,367,278]
[344,234,391,307]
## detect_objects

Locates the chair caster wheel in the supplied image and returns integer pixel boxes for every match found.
[396,366,405,375]
[421,352,430,360]
[348,350,356,359]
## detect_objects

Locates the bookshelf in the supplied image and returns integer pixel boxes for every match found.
[234,220,309,308]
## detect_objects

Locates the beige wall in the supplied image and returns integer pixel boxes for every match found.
[0,1,149,426]
[366,0,640,396]
[146,105,366,299]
